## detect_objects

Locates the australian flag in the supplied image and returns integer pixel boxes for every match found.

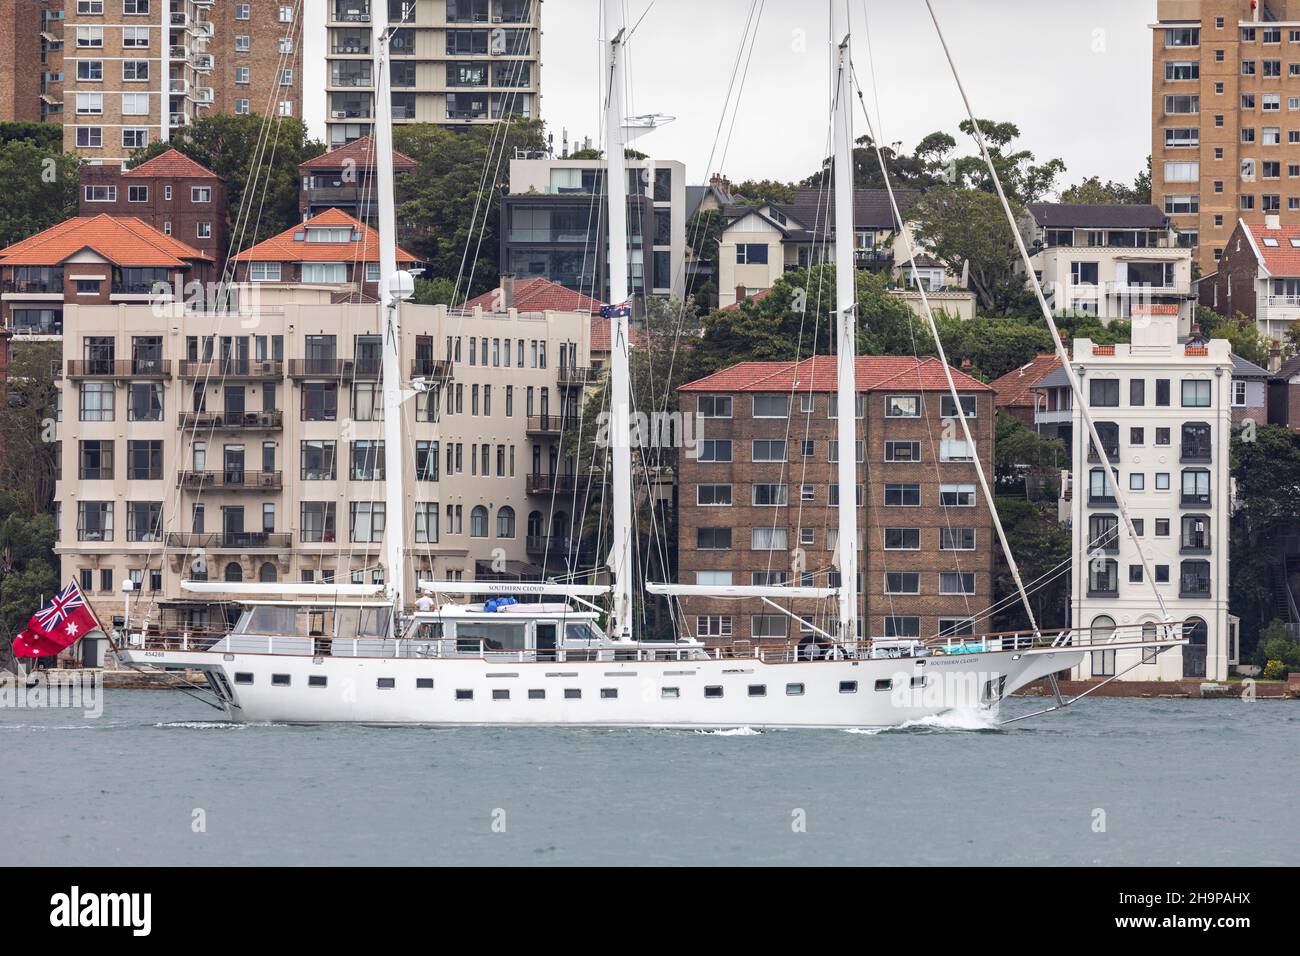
[600,301,631,319]
[12,580,101,658]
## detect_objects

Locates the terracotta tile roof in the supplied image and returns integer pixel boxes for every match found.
[231,209,418,264]
[123,148,220,180]
[298,135,417,172]
[720,288,775,311]
[0,214,212,267]
[988,354,1063,409]
[680,355,992,393]
[463,277,604,315]
[1130,303,1180,316]
[1240,220,1300,275]
[590,315,650,353]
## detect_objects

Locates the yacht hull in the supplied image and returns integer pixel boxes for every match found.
[122,646,1083,728]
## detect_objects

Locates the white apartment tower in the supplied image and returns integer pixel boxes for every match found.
[1069,314,1234,682]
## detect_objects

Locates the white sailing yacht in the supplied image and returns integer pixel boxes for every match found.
[118,0,1184,728]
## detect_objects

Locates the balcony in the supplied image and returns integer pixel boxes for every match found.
[178,410,284,431]
[1105,281,1193,297]
[3,275,64,295]
[177,470,283,492]
[66,359,170,379]
[178,359,283,380]
[557,366,596,388]
[1180,491,1211,507]
[1180,531,1211,555]
[526,472,589,496]
[526,414,567,437]
[332,4,372,23]
[410,358,452,379]
[1088,492,1117,507]
[287,358,372,379]
[165,531,292,551]
[191,53,213,72]
[1180,443,1212,464]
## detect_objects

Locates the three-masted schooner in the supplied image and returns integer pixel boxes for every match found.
[118,0,1184,728]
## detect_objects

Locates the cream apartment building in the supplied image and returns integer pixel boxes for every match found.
[63,0,303,165]
[55,286,593,632]
[1152,0,1300,273]
[1068,314,1234,682]
[304,0,540,148]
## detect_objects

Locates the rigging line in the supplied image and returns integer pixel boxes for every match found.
[921,0,1170,623]
[849,66,1042,641]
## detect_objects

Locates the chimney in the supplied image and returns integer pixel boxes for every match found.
[1270,345,1283,373]
[735,285,747,304]
[501,273,516,310]
[1266,213,1282,230]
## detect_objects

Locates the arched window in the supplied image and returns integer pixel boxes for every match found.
[1183,616,1208,679]
[496,505,515,538]
[259,562,277,583]
[470,505,488,537]
[1090,614,1117,677]
[1091,615,1116,640]
[551,511,570,541]
[224,562,243,583]
[527,510,543,536]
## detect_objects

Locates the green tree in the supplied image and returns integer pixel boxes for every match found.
[0,138,80,249]
[991,497,1072,632]
[952,119,1066,205]
[936,315,1055,380]
[0,497,59,659]
[1060,160,1153,206]
[801,133,944,193]
[412,275,458,307]
[1254,619,1300,675]
[684,209,726,311]
[731,178,794,204]
[128,113,325,250]
[1196,306,1272,365]
[0,120,64,151]
[0,342,60,515]
[912,186,1026,313]
[393,118,546,296]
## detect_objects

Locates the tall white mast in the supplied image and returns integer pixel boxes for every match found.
[374,3,406,611]
[830,0,860,642]
[603,0,634,642]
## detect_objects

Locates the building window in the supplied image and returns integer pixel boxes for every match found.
[751,439,786,462]
[939,572,976,595]
[884,483,921,507]
[1180,560,1211,597]
[884,572,920,595]
[736,243,768,264]
[696,616,732,639]
[884,440,920,462]
[939,484,976,507]
[752,395,788,418]
[883,528,920,550]
[1090,379,1119,407]
[939,527,976,550]
[883,616,920,638]
[698,395,732,418]
[885,395,920,417]
[1088,559,1118,596]
[696,483,732,506]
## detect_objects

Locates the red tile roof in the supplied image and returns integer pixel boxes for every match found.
[463,277,605,315]
[0,214,212,267]
[1130,303,1179,316]
[299,135,417,172]
[680,355,992,393]
[1242,220,1300,274]
[720,288,775,311]
[590,315,652,353]
[231,209,418,264]
[123,148,219,180]
[987,354,1063,409]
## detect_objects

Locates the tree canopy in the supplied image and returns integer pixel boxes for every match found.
[0,130,79,250]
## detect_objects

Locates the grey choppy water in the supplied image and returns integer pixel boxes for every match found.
[1,689,1295,866]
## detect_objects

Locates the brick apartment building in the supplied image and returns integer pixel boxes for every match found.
[0,0,48,122]
[298,134,417,225]
[78,147,228,271]
[1151,0,1300,273]
[676,355,995,645]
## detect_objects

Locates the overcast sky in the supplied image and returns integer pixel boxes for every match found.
[536,0,1155,193]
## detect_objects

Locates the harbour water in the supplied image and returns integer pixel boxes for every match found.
[2,689,1295,866]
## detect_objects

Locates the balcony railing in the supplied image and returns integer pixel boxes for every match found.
[557,366,596,388]
[1088,492,1117,507]
[164,531,292,551]
[1180,531,1211,554]
[178,410,284,430]
[526,472,589,496]
[3,276,64,294]
[178,359,283,380]
[1180,491,1211,507]
[526,414,567,436]
[410,358,452,379]
[1106,281,1193,297]
[66,359,170,378]
[177,470,283,491]
[288,358,352,378]
[1180,444,1212,463]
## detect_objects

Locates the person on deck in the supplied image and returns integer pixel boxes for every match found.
[414,591,436,613]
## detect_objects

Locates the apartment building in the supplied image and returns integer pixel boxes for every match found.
[298,134,417,224]
[1201,213,1300,339]
[676,355,995,645]
[304,0,540,149]
[77,147,228,269]
[1024,203,1196,331]
[1151,0,1300,273]
[62,0,303,166]
[53,287,594,630]
[716,188,917,309]
[0,0,46,120]
[0,212,213,337]
[1068,313,1234,681]
[501,156,688,302]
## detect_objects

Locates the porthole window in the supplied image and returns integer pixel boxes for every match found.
[308,675,327,688]
[910,676,926,688]
[839,680,858,694]
[600,688,618,699]
[704,685,723,698]
[455,688,473,701]
[528,688,545,700]
[874,679,892,691]
[785,683,805,696]
[271,673,290,686]
[492,688,509,701]
[377,677,395,689]
[564,688,581,700]
[416,678,434,689]
[234,672,254,685]
[661,687,679,698]
[748,684,767,697]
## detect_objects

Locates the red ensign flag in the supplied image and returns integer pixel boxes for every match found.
[11,581,101,658]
